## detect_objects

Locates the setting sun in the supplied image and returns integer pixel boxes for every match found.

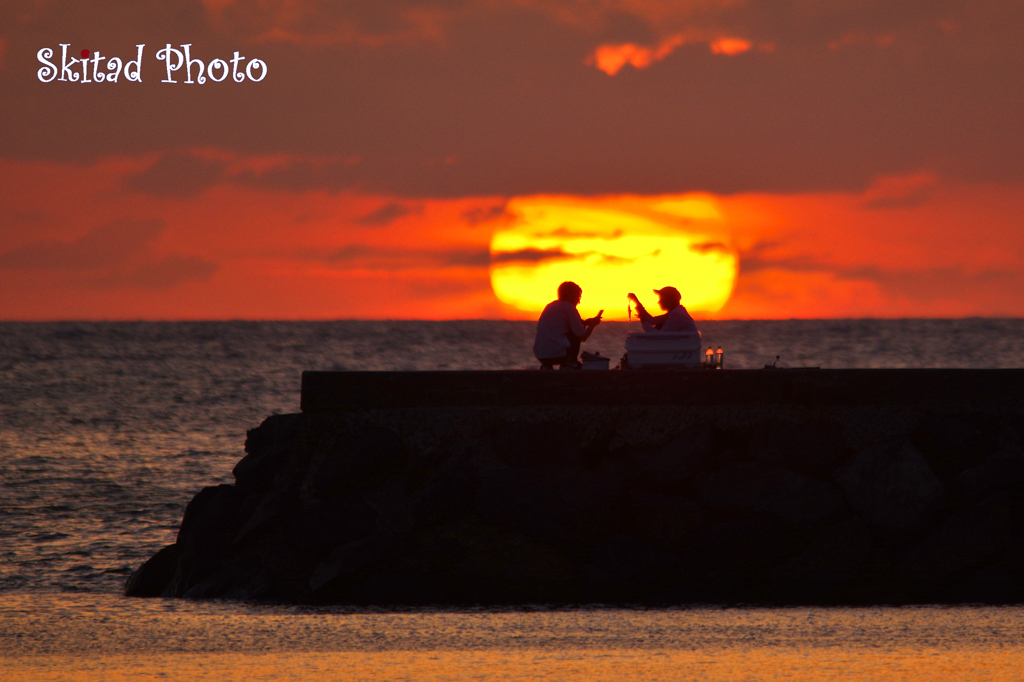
[489,195,738,319]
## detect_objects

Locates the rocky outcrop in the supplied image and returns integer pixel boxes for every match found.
[127,398,1024,605]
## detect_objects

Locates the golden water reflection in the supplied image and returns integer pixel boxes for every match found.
[3,595,1024,681]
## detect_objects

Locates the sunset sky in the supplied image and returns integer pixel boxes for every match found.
[1,0,1022,320]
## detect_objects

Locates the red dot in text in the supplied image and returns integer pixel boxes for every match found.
[81,50,90,58]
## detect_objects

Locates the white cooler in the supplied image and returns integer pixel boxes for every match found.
[624,331,703,369]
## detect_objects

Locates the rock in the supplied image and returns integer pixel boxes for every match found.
[625,490,706,546]
[912,414,997,480]
[697,461,846,527]
[833,438,944,535]
[660,518,797,603]
[412,454,480,528]
[897,491,1013,597]
[454,532,579,604]
[948,449,1024,504]
[491,420,587,470]
[234,413,304,492]
[474,468,622,552]
[171,484,250,596]
[957,562,1020,604]
[771,517,873,603]
[124,543,181,597]
[286,495,377,559]
[583,534,680,602]
[308,533,410,599]
[626,426,714,494]
[312,427,409,498]
[749,420,847,477]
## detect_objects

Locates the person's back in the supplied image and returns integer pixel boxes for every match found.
[657,304,697,333]
[532,281,602,369]
[534,299,586,360]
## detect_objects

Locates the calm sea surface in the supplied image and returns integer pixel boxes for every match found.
[2,319,1024,680]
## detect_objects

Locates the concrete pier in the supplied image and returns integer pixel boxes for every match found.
[127,369,1024,605]
[301,369,1024,410]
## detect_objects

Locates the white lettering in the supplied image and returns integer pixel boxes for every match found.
[181,44,206,84]
[246,58,267,82]
[91,51,105,82]
[125,44,144,82]
[207,58,228,82]
[37,48,57,82]
[157,44,184,83]
[106,57,123,83]
[230,51,245,83]
[59,44,79,82]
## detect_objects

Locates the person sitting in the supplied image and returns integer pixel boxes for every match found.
[627,286,698,333]
[533,281,602,369]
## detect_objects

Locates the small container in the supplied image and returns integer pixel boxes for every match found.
[705,346,715,369]
[715,346,724,369]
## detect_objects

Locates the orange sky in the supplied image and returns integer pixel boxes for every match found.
[1,1,1022,320]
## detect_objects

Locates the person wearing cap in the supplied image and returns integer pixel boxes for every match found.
[533,281,603,369]
[627,287,698,333]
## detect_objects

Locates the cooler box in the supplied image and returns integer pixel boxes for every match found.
[624,331,702,369]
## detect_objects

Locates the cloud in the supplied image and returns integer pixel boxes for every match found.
[489,247,581,264]
[0,217,217,289]
[3,0,1024,197]
[318,244,491,269]
[689,241,731,254]
[461,203,510,226]
[736,242,1019,303]
[354,201,420,226]
[96,254,219,289]
[0,218,165,269]
[125,152,228,199]
[861,172,938,210]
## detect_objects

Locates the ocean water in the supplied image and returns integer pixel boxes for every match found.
[2,319,1024,680]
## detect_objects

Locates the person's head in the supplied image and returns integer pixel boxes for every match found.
[557,281,583,305]
[653,286,681,311]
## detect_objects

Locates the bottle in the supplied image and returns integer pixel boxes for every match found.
[705,346,714,369]
[715,347,724,369]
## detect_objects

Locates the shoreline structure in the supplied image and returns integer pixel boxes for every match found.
[127,369,1024,605]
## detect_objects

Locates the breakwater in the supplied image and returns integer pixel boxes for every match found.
[127,369,1024,604]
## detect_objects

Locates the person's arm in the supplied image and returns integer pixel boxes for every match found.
[628,294,665,331]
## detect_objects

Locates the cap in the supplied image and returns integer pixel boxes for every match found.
[653,286,681,304]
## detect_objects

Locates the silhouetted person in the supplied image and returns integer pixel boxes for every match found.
[627,286,698,332]
[534,281,602,369]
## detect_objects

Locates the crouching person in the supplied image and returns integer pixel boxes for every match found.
[533,281,602,369]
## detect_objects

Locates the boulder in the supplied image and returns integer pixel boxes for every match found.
[625,490,706,546]
[948,449,1024,504]
[912,414,998,481]
[771,517,873,603]
[661,518,797,603]
[898,491,1013,596]
[833,438,944,535]
[123,543,181,597]
[286,495,377,559]
[749,420,847,477]
[957,562,1020,604]
[582,534,680,602]
[474,467,623,552]
[312,427,409,498]
[490,420,587,470]
[697,461,846,527]
[234,413,304,492]
[626,426,714,494]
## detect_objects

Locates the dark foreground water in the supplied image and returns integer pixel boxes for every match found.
[1,319,1023,680]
